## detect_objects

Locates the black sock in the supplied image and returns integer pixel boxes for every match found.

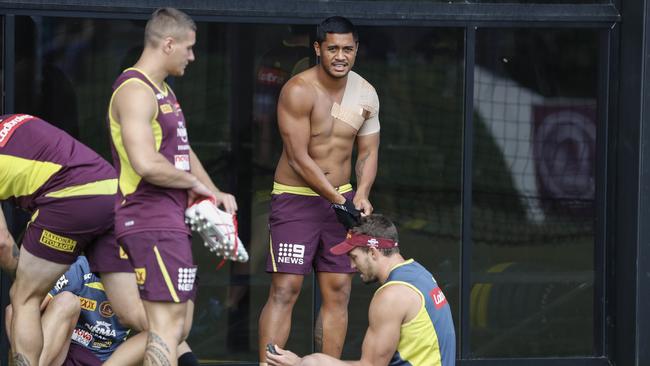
[178,351,200,366]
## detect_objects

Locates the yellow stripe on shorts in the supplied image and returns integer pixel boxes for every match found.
[153,245,180,303]
[269,233,277,272]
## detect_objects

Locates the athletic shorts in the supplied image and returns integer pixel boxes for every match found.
[118,231,196,303]
[63,343,102,366]
[21,195,114,268]
[266,183,356,275]
[85,240,134,274]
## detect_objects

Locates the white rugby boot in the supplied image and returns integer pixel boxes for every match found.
[185,199,249,262]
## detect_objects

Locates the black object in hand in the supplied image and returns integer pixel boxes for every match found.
[267,343,279,355]
[332,199,361,229]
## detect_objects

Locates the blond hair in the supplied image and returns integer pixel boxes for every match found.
[144,8,196,47]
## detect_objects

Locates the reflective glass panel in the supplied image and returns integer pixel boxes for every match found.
[471,28,600,357]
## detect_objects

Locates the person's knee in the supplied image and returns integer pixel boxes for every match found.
[300,354,323,366]
[0,237,18,277]
[48,292,81,319]
[181,319,191,341]
[118,309,148,332]
[148,307,186,341]
[0,231,14,260]
[155,318,185,342]
[269,281,301,307]
[10,277,45,305]
[322,292,350,308]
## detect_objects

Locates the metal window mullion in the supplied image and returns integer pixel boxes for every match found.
[0,14,14,366]
[593,27,611,358]
[4,14,13,114]
[460,24,476,360]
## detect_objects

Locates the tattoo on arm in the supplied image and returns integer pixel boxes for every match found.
[12,243,19,259]
[314,312,323,352]
[13,353,31,366]
[144,332,172,366]
[356,154,368,180]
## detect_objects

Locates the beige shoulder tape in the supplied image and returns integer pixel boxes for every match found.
[331,71,380,135]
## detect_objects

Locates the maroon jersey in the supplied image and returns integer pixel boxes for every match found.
[108,68,191,238]
[0,114,116,211]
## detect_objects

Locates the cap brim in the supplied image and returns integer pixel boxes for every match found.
[330,241,355,255]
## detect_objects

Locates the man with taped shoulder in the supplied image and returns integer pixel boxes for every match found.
[105,7,237,366]
[259,16,380,365]
[0,113,117,366]
[266,215,456,366]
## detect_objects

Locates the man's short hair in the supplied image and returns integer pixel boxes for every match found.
[316,16,358,44]
[351,214,400,256]
[145,7,197,47]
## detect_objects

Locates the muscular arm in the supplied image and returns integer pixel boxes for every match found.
[278,80,346,204]
[189,148,237,213]
[0,207,19,276]
[114,82,209,197]
[353,132,379,215]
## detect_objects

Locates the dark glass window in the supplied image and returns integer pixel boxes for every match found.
[470,28,600,357]
[10,13,607,364]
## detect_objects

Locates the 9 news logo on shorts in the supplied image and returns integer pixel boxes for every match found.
[277,243,305,265]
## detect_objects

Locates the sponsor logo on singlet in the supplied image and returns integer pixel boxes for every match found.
[160,103,174,114]
[177,121,188,143]
[0,114,34,147]
[86,320,116,339]
[53,275,69,291]
[39,230,77,253]
[71,328,93,346]
[277,243,305,265]
[92,339,113,349]
[174,154,190,171]
[79,297,97,311]
[99,301,115,318]
[430,287,447,309]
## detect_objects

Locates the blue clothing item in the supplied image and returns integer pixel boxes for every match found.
[378,259,456,366]
[49,256,129,362]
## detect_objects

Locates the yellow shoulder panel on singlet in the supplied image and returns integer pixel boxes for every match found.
[0,154,62,200]
[127,67,169,97]
[108,77,162,197]
[85,282,105,291]
[378,280,443,366]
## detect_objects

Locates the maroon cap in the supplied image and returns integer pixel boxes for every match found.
[330,232,399,255]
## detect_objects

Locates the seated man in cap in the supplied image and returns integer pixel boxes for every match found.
[265,214,456,366]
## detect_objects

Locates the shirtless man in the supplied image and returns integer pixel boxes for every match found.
[106,8,236,366]
[259,16,381,364]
